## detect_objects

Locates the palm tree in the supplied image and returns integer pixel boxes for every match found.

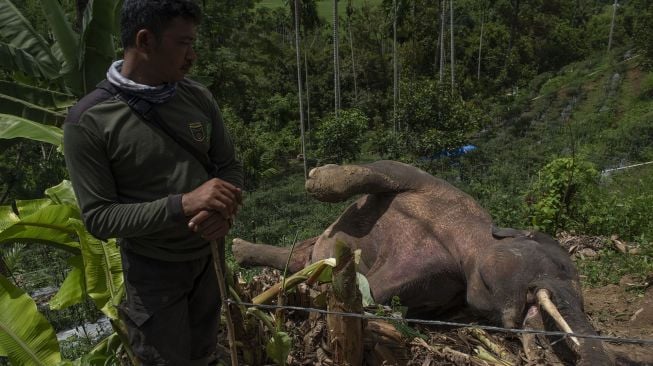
[450,0,455,90]
[346,0,358,102]
[439,0,445,83]
[392,0,398,133]
[607,0,618,51]
[294,0,308,180]
[477,3,486,80]
[333,0,341,116]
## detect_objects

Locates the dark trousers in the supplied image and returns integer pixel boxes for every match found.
[119,247,220,366]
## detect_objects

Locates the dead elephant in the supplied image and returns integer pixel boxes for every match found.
[233,160,612,365]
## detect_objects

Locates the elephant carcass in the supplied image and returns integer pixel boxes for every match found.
[233,160,612,365]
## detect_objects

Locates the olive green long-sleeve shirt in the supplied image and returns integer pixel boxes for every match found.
[64,78,243,261]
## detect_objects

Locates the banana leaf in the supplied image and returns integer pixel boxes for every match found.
[0,0,60,79]
[70,219,123,319]
[49,255,85,310]
[39,0,79,71]
[78,0,118,95]
[0,275,62,365]
[45,180,79,207]
[14,198,54,217]
[0,93,66,126]
[0,205,19,232]
[39,0,83,94]
[0,113,63,147]
[0,204,81,252]
[0,41,46,79]
[0,80,75,111]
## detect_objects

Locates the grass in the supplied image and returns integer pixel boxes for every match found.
[226,165,353,269]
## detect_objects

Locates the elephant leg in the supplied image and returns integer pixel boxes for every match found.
[305,160,430,202]
[232,237,317,273]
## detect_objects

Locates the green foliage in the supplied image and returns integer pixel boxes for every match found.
[397,79,484,158]
[0,180,125,364]
[576,240,653,287]
[624,0,653,68]
[525,158,599,234]
[0,114,62,147]
[265,330,291,365]
[0,275,62,366]
[315,109,368,163]
[578,166,653,242]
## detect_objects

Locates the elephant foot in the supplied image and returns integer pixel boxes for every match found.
[305,161,415,202]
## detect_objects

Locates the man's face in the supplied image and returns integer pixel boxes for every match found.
[148,17,197,83]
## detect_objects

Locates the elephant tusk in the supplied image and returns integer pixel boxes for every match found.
[536,289,581,346]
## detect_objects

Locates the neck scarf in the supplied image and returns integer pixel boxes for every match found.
[106,60,177,104]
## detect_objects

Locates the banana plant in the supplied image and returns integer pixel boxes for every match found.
[0,180,125,365]
[0,0,120,146]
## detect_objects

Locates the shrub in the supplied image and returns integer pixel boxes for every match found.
[314,109,368,163]
[525,157,599,234]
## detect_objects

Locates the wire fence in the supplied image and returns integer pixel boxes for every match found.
[225,299,653,346]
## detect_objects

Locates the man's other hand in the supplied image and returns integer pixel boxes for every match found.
[181,178,242,219]
[187,210,231,240]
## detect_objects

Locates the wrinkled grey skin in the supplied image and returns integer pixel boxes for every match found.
[233,161,612,365]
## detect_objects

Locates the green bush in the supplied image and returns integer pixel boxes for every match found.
[314,109,368,163]
[397,79,484,158]
[525,157,599,234]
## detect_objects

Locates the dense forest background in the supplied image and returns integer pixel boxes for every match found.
[1,0,652,363]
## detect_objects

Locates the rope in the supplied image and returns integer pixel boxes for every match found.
[225,299,653,346]
[601,160,653,174]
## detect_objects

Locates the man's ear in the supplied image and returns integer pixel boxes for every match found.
[134,29,155,53]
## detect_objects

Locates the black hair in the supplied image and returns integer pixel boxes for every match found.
[120,0,202,49]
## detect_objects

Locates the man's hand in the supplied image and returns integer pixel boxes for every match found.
[188,210,231,240]
[182,178,242,219]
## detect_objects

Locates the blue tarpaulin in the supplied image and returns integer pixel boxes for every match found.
[422,144,477,160]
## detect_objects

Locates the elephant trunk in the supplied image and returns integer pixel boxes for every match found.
[232,237,317,273]
[537,285,613,365]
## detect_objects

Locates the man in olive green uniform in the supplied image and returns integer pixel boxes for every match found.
[63,1,242,364]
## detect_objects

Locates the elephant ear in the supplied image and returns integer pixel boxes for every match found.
[491,225,531,239]
[0,275,62,365]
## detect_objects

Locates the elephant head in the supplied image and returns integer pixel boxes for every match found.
[466,230,612,365]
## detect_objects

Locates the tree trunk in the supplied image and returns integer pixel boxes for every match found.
[505,0,520,70]
[607,0,618,51]
[477,7,485,80]
[449,0,455,90]
[333,0,341,116]
[347,1,358,102]
[439,0,445,83]
[294,0,308,180]
[304,49,311,132]
[392,0,398,133]
[327,240,364,366]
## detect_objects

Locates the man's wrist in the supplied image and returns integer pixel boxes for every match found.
[167,194,186,222]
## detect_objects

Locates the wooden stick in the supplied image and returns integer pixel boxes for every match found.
[211,239,239,366]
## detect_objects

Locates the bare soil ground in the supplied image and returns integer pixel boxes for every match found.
[585,282,653,365]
